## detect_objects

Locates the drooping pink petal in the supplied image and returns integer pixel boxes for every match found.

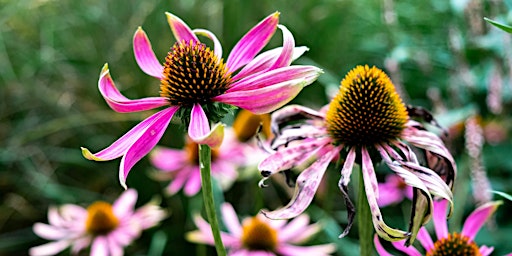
[166,167,192,195]
[226,12,280,73]
[70,236,92,254]
[149,146,188,171]
[361,147,409,241]
[183,167,202,196]
[340,147,356,186]
[193,28,222,59]
[268,25,294,70]
[32,223,68,240]
[29,240,73,256]
[214,78,316,114]
[374,235,394,256]
[232,46,309,81]
[165,12,199,44]
[133,27,164,79]
[90,236,108,256]
[113,189,137,219]
[432,199,449,239]
[461,201,502,241]
[391,239,422,256]
[82,107,178,161]
[279,215,320,244]
[221,203,243,237]
[416,227,434,251]
[262,146,337,219]
[97,64,168,113]
[106,235,124,256]
[119,107,178,189]
[277,244,336,256]
[227,65,322,92]
[188,104,225,148]
[479,245,495,256]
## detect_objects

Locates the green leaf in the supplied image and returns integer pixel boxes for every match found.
[484,17,512,33]
[490,190,512,202]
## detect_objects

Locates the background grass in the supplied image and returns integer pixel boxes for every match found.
[1,0,512,255]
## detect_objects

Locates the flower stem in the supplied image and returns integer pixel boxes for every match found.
[198,144,226,256]
[357,169,374,256]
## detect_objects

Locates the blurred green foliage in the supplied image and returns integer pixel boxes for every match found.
[1,0,512,255]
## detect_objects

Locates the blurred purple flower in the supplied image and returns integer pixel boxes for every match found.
[187,203,336,256]
[375,200,502,256]
[30,189,166,256]
[149,129,245,196]
[258,65,456,244]
[377,174,413,207]
[81,12,321,188]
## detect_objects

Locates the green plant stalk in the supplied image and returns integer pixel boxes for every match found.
[198,144,227,256]
[358,169,374,256]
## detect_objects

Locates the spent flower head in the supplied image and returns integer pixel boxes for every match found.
[81,12,321,189]
[258,65,456,244]
[29,189,166,256]
[186,203,336,256]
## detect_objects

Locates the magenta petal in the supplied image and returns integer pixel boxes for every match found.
[215,78,313,114]
[416,227,434,251]
[193,28,223,59]
[461,201,501,241]
[268,25,294,70]
[391,239,422,256]
[261,146,337,219]
[433,199,449,240]
[97,64,168,113]
[166,12,199,44]
[226,12,280,73]
[119,107,178,189]
[133,27,164,79]
[82,108,177,161]
[188,104,224,147]
[374,235,394,256]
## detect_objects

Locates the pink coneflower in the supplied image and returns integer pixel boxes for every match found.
[374,200,502,256]
[81,12,321,188]
[187,203,336,256]
[258,65,456,244]
[377,174,413,207]
[29,189,166,256]
[149,129,245,196]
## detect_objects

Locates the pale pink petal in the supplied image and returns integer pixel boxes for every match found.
[133,203,166,230]
[279,215,321,244]
[183,167,202,196]
[221,203,243,237]
[480,245,495,256]
[193,28,222,59]
[232,46,309,81]
[340,147,356,186]
[391,239,422,256]
[432,199,449,239]
[214,78,316,114]
[29,240,72,256]
[187,215,239,246]
[374,235,394,256]
[166,167,193,195]
[188,104,224,148]
[226,12,280,73]
[113,189,137,219]
[416,227,434,251]
[149,146,188,171]
[106,235,124,256]
[262,146,337,219]
[32,223,68,240]
[97,64,168,113]
[227,66,322,92]
[165,12,199,44]
[71,236,92,254]
[91,236,108,256]
[277,244,336,256]
[119,107,178,189]
[133,27,164,79]
[461,201,502,241]
[268,25,294,70]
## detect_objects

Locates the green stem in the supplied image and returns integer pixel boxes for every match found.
[198,144,227,256]
[357,169,374,256]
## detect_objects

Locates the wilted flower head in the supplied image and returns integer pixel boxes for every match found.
[187,203,336,256]
[150,129,245,196]
[375,200,502,256]
[30,189,166,256]
[258,65,456,244]
[81,12,322,188]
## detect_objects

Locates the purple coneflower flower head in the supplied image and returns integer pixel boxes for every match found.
[187,203,336,256]
[81,12,322,189]
[258,65,457,244]
[377,174,413,207]
[150,129,245,196]
[30,189,166,256]
[375,200,502,256]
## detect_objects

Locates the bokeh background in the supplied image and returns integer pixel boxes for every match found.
[1,0,512,255]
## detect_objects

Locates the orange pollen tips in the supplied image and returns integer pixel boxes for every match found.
[325,65,408,147]
[160,40,232,106]
[241,217,279,251]
[427,233,481,256]
[85,201,120,235]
